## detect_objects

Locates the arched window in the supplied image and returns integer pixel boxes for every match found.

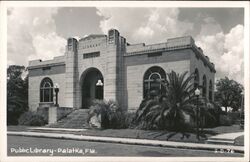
[202,75,207,97]
[209,80,213,100]
[143,66,166,98]
[40,78,53,102]
[194,68,199,88]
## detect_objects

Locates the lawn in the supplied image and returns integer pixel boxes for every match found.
[8,124,244,144]
[234,135,244,146]
[80,129,206,143]
[77,124,244,144]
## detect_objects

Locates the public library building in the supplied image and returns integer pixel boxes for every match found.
[28,29,216,113]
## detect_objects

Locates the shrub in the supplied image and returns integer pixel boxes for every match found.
[227,112,241,124]
[219,115,233,126]
[133,98,163,130]
[18,111,47,126]
[202,102,221,128]
[124,112,136,128]
[87,100,129,129]
[204,109,218,128]
[37,107,49,122]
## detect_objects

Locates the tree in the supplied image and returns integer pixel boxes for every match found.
[215,77,243,113]
[7,65,28,125]
[133,71,197,139]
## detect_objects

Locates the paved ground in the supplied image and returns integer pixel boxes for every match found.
[209,132,244,140]
[206,132,244,145]
[7,135,243,157]
[8,131,244,153]
[7,124,245,145]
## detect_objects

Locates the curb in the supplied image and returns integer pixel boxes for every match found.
[8,131,244,154]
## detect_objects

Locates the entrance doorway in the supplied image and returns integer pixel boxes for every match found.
[81,68,104,108]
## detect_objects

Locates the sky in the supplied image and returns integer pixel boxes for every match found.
[7,7,244,84]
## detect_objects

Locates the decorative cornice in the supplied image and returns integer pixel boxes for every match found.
[191,44,216,73]
[125,44,216,73]
[27,62,65,70]
[125,44,191,56]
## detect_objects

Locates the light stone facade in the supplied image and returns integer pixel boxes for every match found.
[28,29,216,112]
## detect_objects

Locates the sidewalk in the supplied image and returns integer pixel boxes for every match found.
[206,132,244,145]
[209,132,244,140]
[8,131,244,153]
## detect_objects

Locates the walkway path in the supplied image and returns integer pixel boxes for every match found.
[206,132,244,145]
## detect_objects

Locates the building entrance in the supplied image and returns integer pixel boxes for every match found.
[81,68,104,108]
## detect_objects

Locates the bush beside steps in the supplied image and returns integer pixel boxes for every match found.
[18,111,47,126]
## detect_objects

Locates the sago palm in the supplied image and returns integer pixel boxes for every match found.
[134,71,197,139]
[162,71,196,130]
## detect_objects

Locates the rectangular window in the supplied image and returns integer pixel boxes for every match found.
[83,51,100,59]
[147,52,162,57]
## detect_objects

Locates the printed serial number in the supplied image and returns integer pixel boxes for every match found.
[215,148,235,154]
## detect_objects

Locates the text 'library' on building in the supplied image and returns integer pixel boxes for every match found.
[28,29,216,114]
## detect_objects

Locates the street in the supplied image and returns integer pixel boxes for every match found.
[7,135,243,157]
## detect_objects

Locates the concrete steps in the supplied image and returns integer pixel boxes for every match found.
[48,109,90,129]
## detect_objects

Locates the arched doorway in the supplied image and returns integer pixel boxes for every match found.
[81,68,104,108]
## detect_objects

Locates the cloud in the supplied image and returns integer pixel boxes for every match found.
[8,7,243,85]
[195,17,244,84]
[97,8,244,84]
[7,8,66,66]
[221,24,244,82]
[97,8,244,83]
[97,8,193,44]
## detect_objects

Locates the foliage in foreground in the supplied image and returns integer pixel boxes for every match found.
[18,111,47,126]
[198,99,221,128]
[133,71,196,132]
[7,65,28,125]
[133,71,221,134]
[215,77,244,112]
[87,100,132,129]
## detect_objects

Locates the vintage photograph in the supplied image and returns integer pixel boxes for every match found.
[1,1,248,161]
